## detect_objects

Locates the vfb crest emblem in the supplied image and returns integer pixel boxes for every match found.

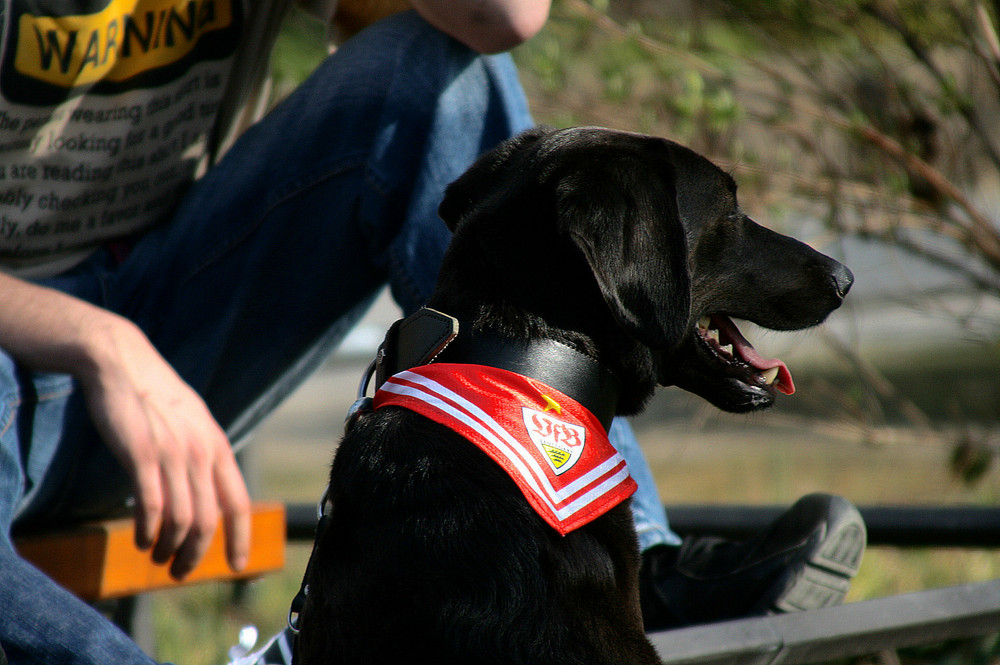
[522,407,586,475]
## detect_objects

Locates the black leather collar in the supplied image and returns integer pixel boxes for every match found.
[375,308,620,431]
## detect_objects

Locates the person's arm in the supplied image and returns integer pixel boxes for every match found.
[410,0,551,53]
[0,273,251,580]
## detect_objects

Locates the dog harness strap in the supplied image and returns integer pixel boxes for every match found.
[373,364,636,535]
[376,308,459,388]
[435,331,620,432]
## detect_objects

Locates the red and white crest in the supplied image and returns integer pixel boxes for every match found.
[522,407,586,475]
[373,363,636,535]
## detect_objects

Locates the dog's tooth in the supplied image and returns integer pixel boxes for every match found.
[719,343,733,356]
[708,328,720,343]
[761,367,780,385]
[698,316,711,330]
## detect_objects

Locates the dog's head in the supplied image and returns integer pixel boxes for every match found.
[436,126,852,413]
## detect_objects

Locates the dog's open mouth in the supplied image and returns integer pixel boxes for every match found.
[696,315,795,395]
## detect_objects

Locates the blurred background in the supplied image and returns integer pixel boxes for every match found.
[153,2,1000,662]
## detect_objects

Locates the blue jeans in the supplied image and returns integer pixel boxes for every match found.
[0,12,676,664]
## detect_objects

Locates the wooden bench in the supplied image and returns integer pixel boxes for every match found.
[13,502,286,602]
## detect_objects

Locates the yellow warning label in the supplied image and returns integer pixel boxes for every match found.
[16,0,234,88]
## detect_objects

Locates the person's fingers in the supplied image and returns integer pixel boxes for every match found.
[215,450,252,573]
[169,454,220,579]
[131,451,164,551]
[151,442,194,566]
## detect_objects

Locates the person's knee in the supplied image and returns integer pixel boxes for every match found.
[315,10,479,104]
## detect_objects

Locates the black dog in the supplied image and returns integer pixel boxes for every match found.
[295,126,853,664]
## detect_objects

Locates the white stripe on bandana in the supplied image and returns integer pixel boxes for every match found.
[373,364,636,535]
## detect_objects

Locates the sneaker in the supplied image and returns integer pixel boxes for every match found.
[225,626,295,665]
[639,493,866,630]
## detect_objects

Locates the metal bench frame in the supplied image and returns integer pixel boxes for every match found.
[648,579,1000,664]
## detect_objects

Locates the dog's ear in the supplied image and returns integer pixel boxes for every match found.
[438,127,552,231]
[560,154,691,351]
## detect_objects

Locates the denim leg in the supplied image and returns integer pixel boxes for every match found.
[30,12,536,524]
[609,419,681,550]
[43,10,678,543]
[107,11,538,440]
[0,352,156,665]
[0,553,154,665]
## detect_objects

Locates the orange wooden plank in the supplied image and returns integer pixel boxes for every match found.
[15,502,286,601]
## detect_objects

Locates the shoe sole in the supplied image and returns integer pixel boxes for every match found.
[770,495,867,613]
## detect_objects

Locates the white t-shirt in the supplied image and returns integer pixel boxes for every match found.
[0,0,336,278]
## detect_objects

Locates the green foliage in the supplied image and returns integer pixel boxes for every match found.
[951,435,997,485]
[521,0,999,242]
[269,7,328,103]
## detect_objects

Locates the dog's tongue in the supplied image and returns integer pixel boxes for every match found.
[713,316,795,395]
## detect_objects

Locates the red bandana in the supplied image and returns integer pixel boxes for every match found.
[373,364,636,535]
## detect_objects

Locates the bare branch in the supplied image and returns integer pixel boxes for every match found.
[863,0,1000,168]
[978,2,1000,63]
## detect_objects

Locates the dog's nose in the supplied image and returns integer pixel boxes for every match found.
[831,263,854,299]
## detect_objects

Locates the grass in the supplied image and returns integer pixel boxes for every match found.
[151,548,311,665]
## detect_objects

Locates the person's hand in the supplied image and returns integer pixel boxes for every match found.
[0,275,250,579]
[77,317,251,580]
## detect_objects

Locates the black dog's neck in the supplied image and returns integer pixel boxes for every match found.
[376,308,620,431]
